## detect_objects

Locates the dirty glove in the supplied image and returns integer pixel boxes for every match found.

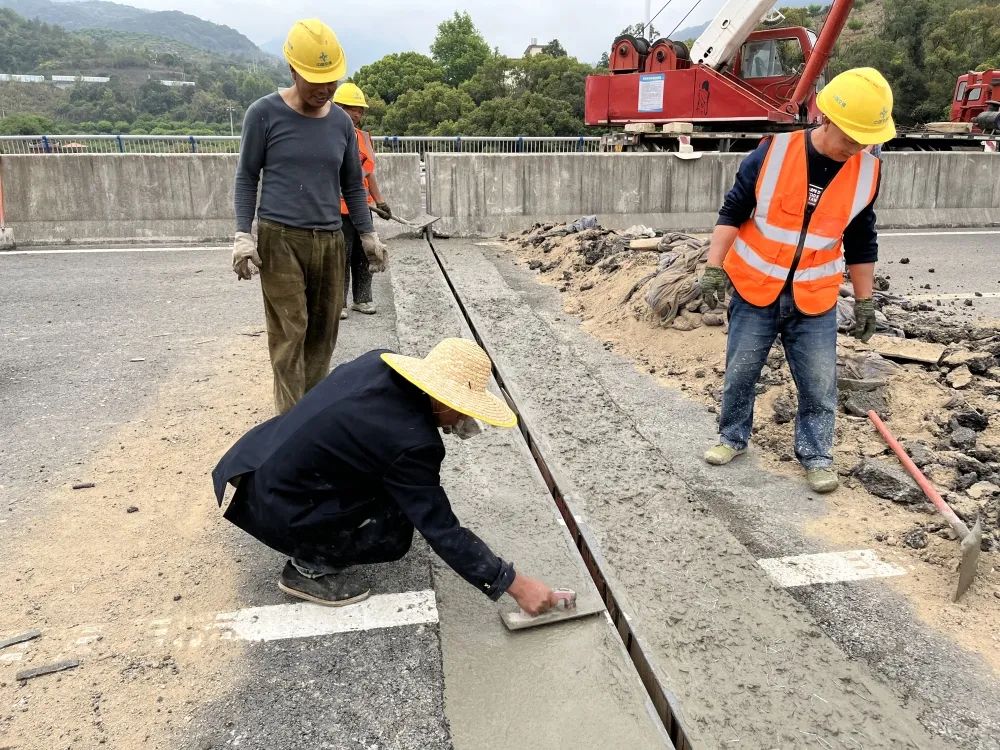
[701,265,727,310]
[360,232,388,273]
[373,202,392,220]
[232,231,261,280]
[853,298,876,343]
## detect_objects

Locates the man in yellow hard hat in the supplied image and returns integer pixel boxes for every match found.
[699,68,896,494]
[214,338,561,615]
[333,82,391,318]
[232,18,389,414]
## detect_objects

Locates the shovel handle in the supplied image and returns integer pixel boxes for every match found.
[867,410,970,537]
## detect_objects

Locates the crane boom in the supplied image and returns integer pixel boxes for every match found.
[689,0,779,70]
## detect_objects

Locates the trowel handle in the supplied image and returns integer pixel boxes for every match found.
[551,588,578,610]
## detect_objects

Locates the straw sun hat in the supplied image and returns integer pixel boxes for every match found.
[381,338,517,428]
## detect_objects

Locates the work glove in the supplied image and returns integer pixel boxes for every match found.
[701,265,727,310]
[373,202,392,220]
[854,298,877,343]
[232,231,261,280]
[360,232,388,273]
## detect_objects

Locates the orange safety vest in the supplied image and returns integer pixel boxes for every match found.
[723,129,880,316]
[340,128,376,215]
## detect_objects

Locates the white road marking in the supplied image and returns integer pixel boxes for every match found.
[757,549,906,588]
[213,590,439,643]
[0,246,225,256]
[881,230,1000,238]
[905,292,1000,301]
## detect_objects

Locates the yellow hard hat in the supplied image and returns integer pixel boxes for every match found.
[333,82,368,108]
[283,19,346,84]
[817,67,896,145]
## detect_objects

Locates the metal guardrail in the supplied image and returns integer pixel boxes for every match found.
[0,134,601,155]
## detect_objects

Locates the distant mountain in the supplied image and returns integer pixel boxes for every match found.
[673,0,822,42]
[0,0,265,58]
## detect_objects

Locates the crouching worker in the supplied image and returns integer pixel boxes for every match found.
[212,338,560,616]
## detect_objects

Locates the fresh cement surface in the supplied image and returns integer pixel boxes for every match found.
[435,239,945,749]
[478,237,1000,749]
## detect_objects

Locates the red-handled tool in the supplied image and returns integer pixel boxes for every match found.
[868,410,983,601]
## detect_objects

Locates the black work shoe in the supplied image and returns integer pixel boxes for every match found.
[278,561,370,607]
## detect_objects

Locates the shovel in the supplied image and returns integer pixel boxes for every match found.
[500,588,605,631]
[868,410,983,601]
[372,205,439,232]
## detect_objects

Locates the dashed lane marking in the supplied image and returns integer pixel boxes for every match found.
[757,549,906,588]
[0,246,225,256]
[0,590,439,658]
[881,230,1000,238]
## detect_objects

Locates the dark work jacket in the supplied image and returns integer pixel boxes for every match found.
[212,349,515,600]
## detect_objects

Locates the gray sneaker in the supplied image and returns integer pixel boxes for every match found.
[340,308,349,320]
[278,561,370,607]
[351,302,377,315]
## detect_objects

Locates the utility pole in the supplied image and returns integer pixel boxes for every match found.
[227,105,235,136]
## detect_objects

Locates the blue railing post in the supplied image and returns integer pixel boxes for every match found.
[391,135,399,153]
[116,135,125,153]
[455,136,462,153]
[577,135,585,152]
[189,135,197,153]
[42,135,51,153]
[516,135,524,153]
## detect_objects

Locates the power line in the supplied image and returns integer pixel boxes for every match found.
[668,0,707,38]
[644,0,677,35]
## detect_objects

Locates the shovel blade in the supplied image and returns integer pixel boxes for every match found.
[394,213,440,230]
[500,594,605,632]
[954,519,983,602]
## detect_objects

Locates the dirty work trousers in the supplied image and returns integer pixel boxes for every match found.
[718,288,838,469]
[258,219,345,415]
[341,213,373,305]
[290,501,415,576]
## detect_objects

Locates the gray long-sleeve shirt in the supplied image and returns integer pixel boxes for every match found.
[234,92,374,234]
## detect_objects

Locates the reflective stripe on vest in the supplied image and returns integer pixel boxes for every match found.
[723,130,880,315]
[340,127,376,215]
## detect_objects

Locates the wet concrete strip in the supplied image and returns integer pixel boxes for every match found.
[388,239,672,749]
[480,247,1000,749]
[434,239,942,749]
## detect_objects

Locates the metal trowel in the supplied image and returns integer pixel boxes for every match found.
[500,589,605,631]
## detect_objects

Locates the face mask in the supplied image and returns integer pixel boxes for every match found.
[442,416,483,440]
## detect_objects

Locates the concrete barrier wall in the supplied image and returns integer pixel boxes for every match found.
[426,152,1000,236]
[0,153,422,246]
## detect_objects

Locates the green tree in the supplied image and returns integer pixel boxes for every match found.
[619,22,659,39]
[541,39,567,57]
[430,11,491,86]
[444,92,580,136]
[0,113,55,134]
[353,52,443,104]
[510,54,595,120]
[459,54,512,104]
[380,83,475,135]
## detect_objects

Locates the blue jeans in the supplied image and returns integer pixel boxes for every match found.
[719,288,837,469]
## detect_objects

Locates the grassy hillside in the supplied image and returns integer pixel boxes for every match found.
[0,0,263,58]
[0,8,288,134]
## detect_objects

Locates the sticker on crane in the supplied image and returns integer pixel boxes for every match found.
[638,73,665,113]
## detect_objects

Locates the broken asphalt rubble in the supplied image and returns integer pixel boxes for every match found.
[506,219,1000,553]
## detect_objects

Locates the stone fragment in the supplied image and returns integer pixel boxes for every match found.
[772,393,796,424]
[947,365,973,389]
[902,441,936,468]
[703,313,725,327]
[942,350,995,375]
[841,388,889,418]
[903,529,928,549]
[953,408,989,432]
[853,459,927,505]
[967,481,1000,500]
[950,426,978,451]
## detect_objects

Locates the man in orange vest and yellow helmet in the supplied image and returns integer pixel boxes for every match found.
[700,68,895,494]
[333,82,391,319]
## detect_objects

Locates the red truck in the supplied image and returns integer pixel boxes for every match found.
[587,0,998,152]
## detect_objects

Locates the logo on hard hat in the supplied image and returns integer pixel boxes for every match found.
[833,94,847,109]
[875,107,889,125]
[318,51,330,67]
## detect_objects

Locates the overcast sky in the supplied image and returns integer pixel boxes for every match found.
[113,0,736,70]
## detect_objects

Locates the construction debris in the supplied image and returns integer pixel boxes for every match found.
[16,659,80,682]
[0,629,41,650]
[507,218,1000,554]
